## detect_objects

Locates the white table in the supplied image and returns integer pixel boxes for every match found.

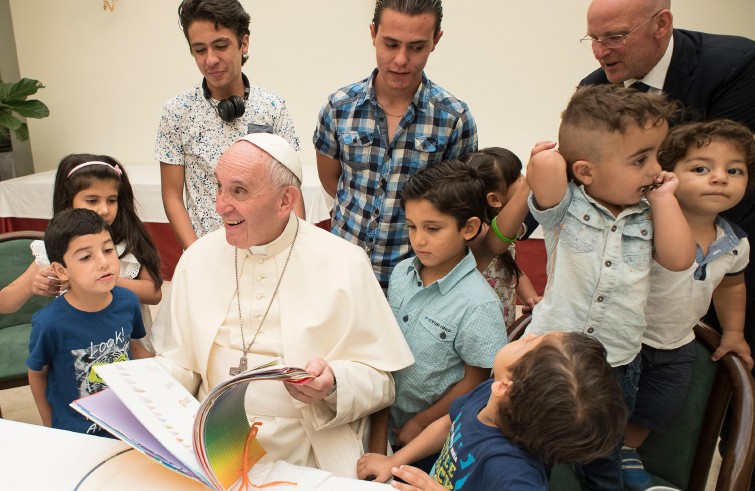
[0,164,331,224]
[0,419,391,491]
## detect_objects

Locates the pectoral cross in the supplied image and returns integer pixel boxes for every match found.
[229,356,248,376]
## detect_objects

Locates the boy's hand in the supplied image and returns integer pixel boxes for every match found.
[357,453,397,483]
[530,140,557,159]
[643,170,679,202]
[390,465,445,491]
[521,295,543,314]
[393,417,426,446]
[712,332,754,369]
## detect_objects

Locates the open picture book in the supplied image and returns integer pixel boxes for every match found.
[71,358,312,490]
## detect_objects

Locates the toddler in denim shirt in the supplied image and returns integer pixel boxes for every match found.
[524,84,696,491]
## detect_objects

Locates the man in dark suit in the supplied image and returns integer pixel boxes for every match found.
[580,1,755,490]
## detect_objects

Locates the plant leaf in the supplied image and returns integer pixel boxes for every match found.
[0,80,11,101]
[12,123,29,141]
[10,99,50,119]
[4,78,45,102]
[0,109,22,130]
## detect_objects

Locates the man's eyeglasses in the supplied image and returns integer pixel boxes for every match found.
[580,10,662,49]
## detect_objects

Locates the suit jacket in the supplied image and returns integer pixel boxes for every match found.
[581,29,755,131]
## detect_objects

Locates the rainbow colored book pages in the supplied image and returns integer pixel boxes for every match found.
[71,359,312,490]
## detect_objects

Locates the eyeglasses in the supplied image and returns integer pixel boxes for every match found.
[580,10,662,49]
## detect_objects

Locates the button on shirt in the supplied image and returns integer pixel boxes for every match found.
[526,183,654,366]
[313,69,477,289]
[387,250,506,431]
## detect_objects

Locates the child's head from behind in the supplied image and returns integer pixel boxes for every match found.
[558,85,678,212]
[45,208,119,294]
[492,332,626,465]
[659,120,755,215]
[401,159,487,273]
[462,147,522,221]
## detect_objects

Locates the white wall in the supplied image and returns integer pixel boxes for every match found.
[8,0,755,173]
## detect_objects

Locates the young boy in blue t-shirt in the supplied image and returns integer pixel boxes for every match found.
[524,84,696,489]
[387,160,507,454]
[358,332,627,490]
[27,208,152,436]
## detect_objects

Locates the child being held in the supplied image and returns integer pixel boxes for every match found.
[27,208,153,436]
[463,147,541,328]
[621,120,755,490]
[388,159,507,451]
[524,84,696,489]
[358,332,627,490]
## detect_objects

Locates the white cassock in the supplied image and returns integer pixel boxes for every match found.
[151,214,414,477]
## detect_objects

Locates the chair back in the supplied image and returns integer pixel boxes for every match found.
[0,231,53,391]
[0,231,51,330]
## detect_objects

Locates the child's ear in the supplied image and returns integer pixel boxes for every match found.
[491,378,513,398]
[487,192,504,209]
[51,261,69,282]
[572,160,595,185]
[464,217,482,240]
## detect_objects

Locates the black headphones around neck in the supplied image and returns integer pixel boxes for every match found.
[202,73,251,123]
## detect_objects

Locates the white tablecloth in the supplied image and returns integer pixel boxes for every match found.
[0,164,331,224]
[0,419,391,491]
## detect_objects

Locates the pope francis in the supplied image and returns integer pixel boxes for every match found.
[151,133,414,478]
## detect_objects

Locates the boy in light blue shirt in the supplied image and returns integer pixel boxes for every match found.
[388,160,506,461]
[525,84,696,491]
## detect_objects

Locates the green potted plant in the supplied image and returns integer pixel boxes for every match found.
[0,78,50,152]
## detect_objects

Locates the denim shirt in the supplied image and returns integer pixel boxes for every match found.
[526,183,653,366]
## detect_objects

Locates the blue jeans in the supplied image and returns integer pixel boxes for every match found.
[574,354,641,491]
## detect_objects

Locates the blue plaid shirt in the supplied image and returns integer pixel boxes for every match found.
[313,69,477,289]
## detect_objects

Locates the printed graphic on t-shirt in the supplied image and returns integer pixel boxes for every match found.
[431,409,473,489]
[71,326,130,397]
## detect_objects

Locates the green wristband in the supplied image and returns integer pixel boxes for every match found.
[491,216,518,244]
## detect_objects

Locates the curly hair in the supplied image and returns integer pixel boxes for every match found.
[658,119,755,193]
[498,332,627,465]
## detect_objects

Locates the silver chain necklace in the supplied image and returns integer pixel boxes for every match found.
[229,220,299,376]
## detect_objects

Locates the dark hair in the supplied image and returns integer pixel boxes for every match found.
[498,332,627,465]
[52,154,163,288]
[558,84,679,176]
[461,148,524,282]
[658,119,755,193]
[401,159,488,238]
[373,0,443,37]
[45,209,113,266]
[178,0,250,66]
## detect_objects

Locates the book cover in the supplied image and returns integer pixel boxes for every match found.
[71,358,312,490]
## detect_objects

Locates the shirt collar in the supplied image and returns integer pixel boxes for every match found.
[408,248,478,295]
[693,216,743,280]
[367,69,430,112]
[624,35,674,92]
[245,213,299,258]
